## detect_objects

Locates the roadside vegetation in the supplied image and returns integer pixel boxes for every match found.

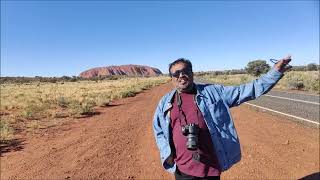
[195,61,319,94]
[0,76,170,141]
[196,71,319,93]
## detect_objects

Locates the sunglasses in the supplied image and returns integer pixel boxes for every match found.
[170,68,192,78]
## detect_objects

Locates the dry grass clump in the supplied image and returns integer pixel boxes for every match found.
[275,71,319,92]
[196,71,319,93]
[0,118,14,141]
[0,76,170,140]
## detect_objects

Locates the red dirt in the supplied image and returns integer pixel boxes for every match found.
[1,83,319,179]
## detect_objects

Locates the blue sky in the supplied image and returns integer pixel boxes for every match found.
[1,1,319,77]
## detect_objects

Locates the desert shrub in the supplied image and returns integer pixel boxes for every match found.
[0,119,14,141]
[120,90,137,98]
[306,63,318,71]
[95,94,111,107]
[22,102,49,120]
[310,77,320,93]
[240,76,248,84]
[216,71,224,75]
[57,96,69,108]
[308,76,320,94]
[141,83,154,90]
[80,100,96,115]
[107,76,120,80]
[47,78,58,83]
[284,72,304,90]
[69,99,96,116]
[288,82,305,90]
[222,75,228,81]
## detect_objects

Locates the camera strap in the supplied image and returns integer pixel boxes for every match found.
[176,92,200,126]
[176,92,188,126]
[176,92,203,162]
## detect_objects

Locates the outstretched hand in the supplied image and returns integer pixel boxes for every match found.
[274,55,292,73]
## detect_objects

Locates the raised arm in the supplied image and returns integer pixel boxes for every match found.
[221,55,291,108]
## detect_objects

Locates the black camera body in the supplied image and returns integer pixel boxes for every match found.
[181,123,199,151]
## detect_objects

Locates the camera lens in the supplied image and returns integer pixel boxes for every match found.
[181,123,199,151]
[186,134,198,150]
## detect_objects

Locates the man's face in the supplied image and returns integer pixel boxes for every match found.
[170,62,194,92]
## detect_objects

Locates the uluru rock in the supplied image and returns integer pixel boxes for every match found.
[79,64,162,78]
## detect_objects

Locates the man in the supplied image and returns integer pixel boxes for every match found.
[153,56,291,180]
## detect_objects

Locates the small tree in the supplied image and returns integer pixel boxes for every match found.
[306,63,318,71]
[245,60,270,76]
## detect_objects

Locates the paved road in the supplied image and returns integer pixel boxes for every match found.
[195,79,320,126]
[247,90,320,125]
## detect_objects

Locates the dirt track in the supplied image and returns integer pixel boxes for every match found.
[1,83,319,179]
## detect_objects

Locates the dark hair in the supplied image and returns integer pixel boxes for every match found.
[169,58,193,76]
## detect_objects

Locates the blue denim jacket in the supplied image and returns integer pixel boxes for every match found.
[153,68,283,173]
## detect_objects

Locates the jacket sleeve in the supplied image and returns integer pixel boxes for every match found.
[152,102,174,171]
[220,67,283,108]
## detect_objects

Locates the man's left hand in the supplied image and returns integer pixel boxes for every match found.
[274,55,292,73]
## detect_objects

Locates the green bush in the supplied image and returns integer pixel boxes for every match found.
[245,60,270,76]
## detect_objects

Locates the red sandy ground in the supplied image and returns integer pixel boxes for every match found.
[1,83,319,179]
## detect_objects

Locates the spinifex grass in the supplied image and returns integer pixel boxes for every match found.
[0,76,170,140]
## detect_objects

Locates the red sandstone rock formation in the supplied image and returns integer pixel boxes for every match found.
[79,65,162,78]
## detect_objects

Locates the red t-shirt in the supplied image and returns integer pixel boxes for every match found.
[170,91,221,177]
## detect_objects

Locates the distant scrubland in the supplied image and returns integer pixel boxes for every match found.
[0,76,170,141]
[1,68,319,142]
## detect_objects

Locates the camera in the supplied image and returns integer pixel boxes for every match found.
[181,123,199,151]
